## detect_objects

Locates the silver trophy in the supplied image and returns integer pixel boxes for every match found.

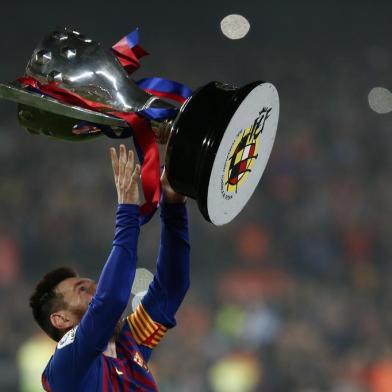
[0,28,280,225]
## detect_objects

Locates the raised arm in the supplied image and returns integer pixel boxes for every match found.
[49,146,142,388]
[141,199,190,328]
[78,204,140,351]
[79,145,141,349]
[126,170,190,360]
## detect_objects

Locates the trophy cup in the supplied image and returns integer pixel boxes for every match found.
[0,27,279,225]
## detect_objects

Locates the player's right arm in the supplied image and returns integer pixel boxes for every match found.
[77,145,141,351]
[46,145,141,388]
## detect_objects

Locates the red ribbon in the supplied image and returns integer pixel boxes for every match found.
[112,36,148,74]
[17,80,160,219]
[16,31,172,221]
[109,111,161,217]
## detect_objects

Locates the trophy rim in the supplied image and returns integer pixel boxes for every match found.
[196,81,266,223]
[206,82,280,225]
[0,81,129,127]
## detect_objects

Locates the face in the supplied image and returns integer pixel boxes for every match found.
[54,277,97,325]
[51,277,123,341]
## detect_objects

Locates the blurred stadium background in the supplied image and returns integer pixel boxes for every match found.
[0,0,391,391]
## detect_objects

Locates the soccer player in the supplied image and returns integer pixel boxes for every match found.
[29,144,190,391]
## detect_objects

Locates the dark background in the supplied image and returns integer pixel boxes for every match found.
[0,1,391,391]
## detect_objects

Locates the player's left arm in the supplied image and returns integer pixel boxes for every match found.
[126,170,190,360]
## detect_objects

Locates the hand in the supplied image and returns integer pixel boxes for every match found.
[161,168,186,204]
[110,144,141,205]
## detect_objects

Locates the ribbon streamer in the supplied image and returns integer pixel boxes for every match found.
[112,28,148,74]
[17,29,192,224]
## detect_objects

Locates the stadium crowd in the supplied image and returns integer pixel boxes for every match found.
[0,40,391,392]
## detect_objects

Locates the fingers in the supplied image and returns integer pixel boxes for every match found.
[132,164,141,180]
[118,144,126,184]
[127,164,141,190]
[160,167,168,185]
[160,165,186,203]
[110,147,119,183]
[111,145,141,205]
[126,150,135,174]
[122,150,134,190]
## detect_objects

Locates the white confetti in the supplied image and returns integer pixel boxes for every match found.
[220,14,250,40]
[131,268,154,295]
[132,290,147,311]
[368,87,392,114]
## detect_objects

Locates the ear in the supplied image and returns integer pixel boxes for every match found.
[50,310,74,330]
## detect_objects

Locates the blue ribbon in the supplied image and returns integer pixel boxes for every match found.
[137,77,192,98]
[125,28,140,48]
[136,77,192,120]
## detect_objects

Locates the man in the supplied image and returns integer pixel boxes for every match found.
[29,144,190,391]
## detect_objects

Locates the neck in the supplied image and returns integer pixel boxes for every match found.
[104,340,117,358]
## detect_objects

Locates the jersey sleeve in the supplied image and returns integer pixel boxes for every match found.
[44,204,140,389]
[141,202,190,328]
[119,203,190,362]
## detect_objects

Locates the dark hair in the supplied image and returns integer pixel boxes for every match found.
[29,267,78,342]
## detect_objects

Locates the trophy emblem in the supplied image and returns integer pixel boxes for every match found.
[0,27,279,225]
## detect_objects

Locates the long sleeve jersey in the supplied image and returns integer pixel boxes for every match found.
[42,203,190,392]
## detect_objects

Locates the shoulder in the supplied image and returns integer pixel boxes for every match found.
[44,325,103,391]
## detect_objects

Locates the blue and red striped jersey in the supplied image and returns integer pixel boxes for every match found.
[41,203,190,392]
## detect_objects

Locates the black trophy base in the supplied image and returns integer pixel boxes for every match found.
[165,80,263,223]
